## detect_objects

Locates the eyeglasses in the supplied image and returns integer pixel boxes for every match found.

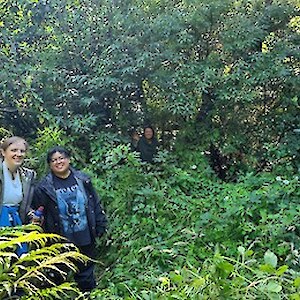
[50,156,67,163]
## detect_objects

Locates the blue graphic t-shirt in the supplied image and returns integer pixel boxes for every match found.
[53,172,91,246]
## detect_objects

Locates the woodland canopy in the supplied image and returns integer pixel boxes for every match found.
[1,0,299,179]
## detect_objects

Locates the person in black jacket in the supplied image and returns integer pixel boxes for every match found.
[136,126,159,163]
[33,146,107,292]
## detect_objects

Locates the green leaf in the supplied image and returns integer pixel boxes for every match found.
[169,271,183,285]
[191,277,205,288]
[266,281,282,293]
[290,293,300,300]
[217,261,234,278]
[264,250,278,268]
[276,265,288,276]
[294,277,300,287]
[260,264,275,273]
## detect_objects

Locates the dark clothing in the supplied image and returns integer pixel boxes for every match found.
[53,172,91,246]
[136,136,159,163]
[33,168,107,240]
[130,139,139,152]
[75,243,97,291]
[33,167,107,291]
[53,171,77,189]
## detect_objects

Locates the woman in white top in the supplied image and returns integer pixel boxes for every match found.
[0,136,36,255]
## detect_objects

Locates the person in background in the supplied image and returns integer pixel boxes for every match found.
[0,136,36,256]
[136,126,159,163]
[32,146,108,292]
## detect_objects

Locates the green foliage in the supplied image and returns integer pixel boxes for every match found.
[28,125,70,177]
[1,0,300,298]
[151,249,300,299]
[90,148,300,299]
[0,225,87,299]
[28,123,93,177]
[1,0,299,175]
[0,128,11,141]
[89,131,137,173]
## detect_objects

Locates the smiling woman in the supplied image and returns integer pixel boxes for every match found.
[47,148,71,179]
[0,136,36,256]
[33,146,108,292]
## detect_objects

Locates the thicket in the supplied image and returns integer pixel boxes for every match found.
[1,128,299,298]
[83,135,300,299]
[1,0,300,298]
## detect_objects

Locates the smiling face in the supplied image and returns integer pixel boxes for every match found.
[144,127,154,140]
[49,151,71,178]
[1,141,27,172]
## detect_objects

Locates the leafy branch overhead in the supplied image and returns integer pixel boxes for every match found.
[0,1,299,177]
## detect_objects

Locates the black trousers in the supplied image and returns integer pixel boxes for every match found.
[75,243,97,292]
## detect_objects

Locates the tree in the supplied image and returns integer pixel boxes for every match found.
[1,0,299,176]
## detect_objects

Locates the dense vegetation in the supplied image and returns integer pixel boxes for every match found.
[85,137,300,299]
[1,0,299,177]
[1,0,300,298]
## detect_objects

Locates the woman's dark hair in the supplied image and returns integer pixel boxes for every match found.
[47,146,70,164]
[143,126,155,136]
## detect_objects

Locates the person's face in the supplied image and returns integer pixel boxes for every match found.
[1,141,26,171]
[49,151,70,177]
[144,128,154,140]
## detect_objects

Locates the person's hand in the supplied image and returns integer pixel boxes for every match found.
[28,208,44,226]
[31,215,44,226]
[132,133,140,141]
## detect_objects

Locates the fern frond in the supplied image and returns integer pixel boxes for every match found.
[24,282,81,300]
[20,242,78,263]
[16,250,88,281]
[0,231,65,251]
[0,227,86,299]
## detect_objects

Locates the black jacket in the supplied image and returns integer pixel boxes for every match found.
[136,136,159,163]
[32,168,108,242]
